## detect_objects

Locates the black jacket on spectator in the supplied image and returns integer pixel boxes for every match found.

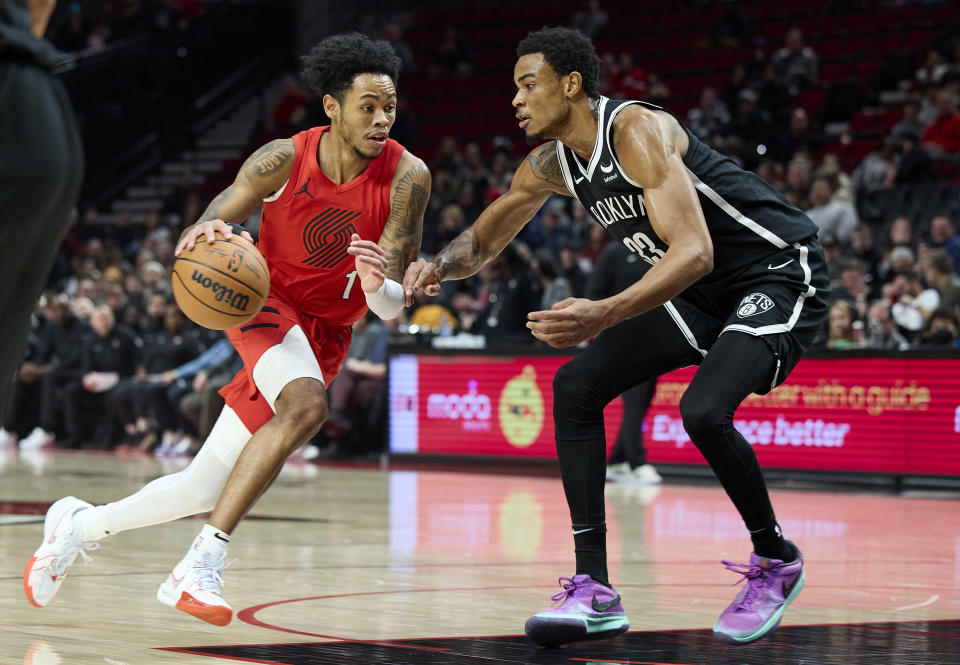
[81,324,141,376]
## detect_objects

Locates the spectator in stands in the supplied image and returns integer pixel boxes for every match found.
[430,26,472,77]
[686,87,730,142]
[832,258,872,322]
[535,249,573,310]
[922,248,960,318]
[917,83,940,127]
[821,232,843,285]
[918,308,960,348]
[754,159,782,188]
[850,223,881,286]
[928,213,960,275]
[806,173,859,248]
[891,98,926,140]
[725,88,772,159]
[323,312,389,457]
[892,130,935,183]
[385,24,418,76]
[434,204,466,257]
[769,108,820,166]
[916,49,950,87]
[757,63,790,124]
[771,27,818,94]
[816,153,853,202]
[720,65,748,115]
[571,0,608,40]
[879,216,916,280]
[852,136,897,194]
[888,271,939,335]
[864,300,910,350]
[64,305,140,448]
[129,303,202,452]
[156,337,242,450]
[478,243,541,345]
[921,90,960,155]
[826,300,858,349]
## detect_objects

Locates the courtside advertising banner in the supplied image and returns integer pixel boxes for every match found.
[389,353,960,475]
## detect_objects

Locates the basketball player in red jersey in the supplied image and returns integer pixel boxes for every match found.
[24,33,429,626]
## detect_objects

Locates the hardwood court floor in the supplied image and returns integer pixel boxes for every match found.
[1,449,958,664]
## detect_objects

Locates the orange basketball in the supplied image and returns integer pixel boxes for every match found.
[171,232,270,330]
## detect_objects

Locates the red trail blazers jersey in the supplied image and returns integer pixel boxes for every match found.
[258,125,405,325]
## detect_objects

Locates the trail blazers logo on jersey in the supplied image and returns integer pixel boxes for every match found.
[302,207,362,268]
[737,293,774,318]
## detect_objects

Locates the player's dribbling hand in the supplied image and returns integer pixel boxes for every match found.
[347,233,388,293]
[174,219,254,256]
[402,258,441,307]
[526,298,612,348]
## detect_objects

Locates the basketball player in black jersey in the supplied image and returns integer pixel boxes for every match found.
[405,27,828,647]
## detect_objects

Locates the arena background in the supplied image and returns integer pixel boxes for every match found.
[4,2,960,665]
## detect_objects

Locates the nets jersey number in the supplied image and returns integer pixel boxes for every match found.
[622,231,665,266]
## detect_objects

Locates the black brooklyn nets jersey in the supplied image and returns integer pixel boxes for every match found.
[555,97,819,316]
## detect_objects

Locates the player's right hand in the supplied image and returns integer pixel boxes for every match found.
[402,258,441,306]
[175,219,253,256]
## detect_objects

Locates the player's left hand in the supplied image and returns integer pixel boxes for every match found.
[347,233,388,293]
[526,298,611,348]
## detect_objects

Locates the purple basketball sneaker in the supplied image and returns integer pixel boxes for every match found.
[713,541,805,645]
[524,574,630,647]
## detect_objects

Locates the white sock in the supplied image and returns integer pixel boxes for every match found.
[73,506,112,543]
[192,523,230,560]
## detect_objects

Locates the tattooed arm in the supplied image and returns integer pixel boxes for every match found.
[402,141,570,302]
[175,139,294,253]
[381,153,430,281]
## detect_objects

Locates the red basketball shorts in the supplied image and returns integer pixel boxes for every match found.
[219,295,351,433]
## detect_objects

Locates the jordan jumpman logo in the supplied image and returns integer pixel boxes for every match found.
[295,177,314,198]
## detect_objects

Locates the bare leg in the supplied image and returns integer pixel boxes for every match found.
[207,377,327,533]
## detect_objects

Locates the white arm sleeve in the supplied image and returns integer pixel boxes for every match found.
[365,278,405,320]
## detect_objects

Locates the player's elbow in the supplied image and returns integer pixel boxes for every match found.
[688,244,713,278]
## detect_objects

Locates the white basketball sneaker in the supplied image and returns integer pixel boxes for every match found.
[157,547,233,626]
[23,496,98,607]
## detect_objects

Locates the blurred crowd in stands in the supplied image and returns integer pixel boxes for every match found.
[5,0,960,457]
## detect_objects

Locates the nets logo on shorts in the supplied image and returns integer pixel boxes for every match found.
[302,207,362,268]
[737,293,774,318]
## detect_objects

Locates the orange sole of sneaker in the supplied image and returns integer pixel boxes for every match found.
[22,555,42,608]
[175,592,232,626]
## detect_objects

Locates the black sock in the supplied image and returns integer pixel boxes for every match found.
[573,524,610,588]
[750,519,793,561]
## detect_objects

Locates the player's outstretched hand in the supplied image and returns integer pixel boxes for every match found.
[175,219,253,256]
[347,233,387,293]
[526,298,612,348]
[402,258,441,307]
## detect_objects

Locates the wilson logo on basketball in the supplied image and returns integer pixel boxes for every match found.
[190,270,252,311]
[302,207,362,268]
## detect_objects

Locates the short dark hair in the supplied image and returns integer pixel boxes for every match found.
[925,248,954,274]
[517,27,600,99]
[301,32,401,102]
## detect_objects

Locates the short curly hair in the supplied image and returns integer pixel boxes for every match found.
[517,27,600,99]
[301,32,402,102]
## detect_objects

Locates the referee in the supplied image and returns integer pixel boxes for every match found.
[0,0,83,422]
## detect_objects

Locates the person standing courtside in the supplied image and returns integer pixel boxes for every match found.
[25,33,428,627]
[404,27,828,647]
[0,0,83,426]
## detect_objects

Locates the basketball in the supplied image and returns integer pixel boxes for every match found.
[171,232,269,330]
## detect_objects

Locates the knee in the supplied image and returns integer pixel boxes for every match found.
[277,380,329,438]
[552,362,581,412]
[679,392,726,444]
[553,360,604,416]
